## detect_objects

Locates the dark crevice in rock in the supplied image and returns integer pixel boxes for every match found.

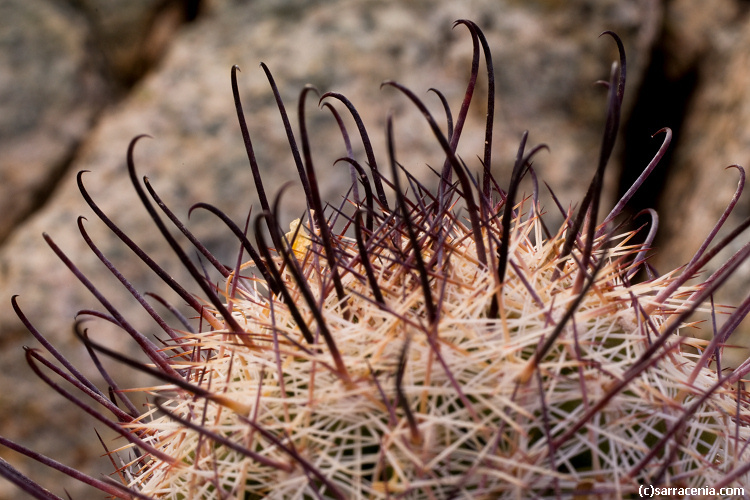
[184,0,203,22]
[1,0,208,247]
[66,0,207,93]
[618,35,699,226]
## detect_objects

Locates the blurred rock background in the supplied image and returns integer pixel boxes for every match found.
[1,0,748,498]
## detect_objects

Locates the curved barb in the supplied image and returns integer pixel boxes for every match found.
[387,114,437,325]
[11,296,108,403]
[335,157,374,232]
[383,80,487,267]
[454,19,496,199]
[76,216,182,346]
[554,53,624,283]
[489,134,548,318]
[298,85,348,309]
[600,31,626,104]
[0,456,64,500]
[24,346,176,467]
[298,84,322,212]
[439,20,480,199]
[43,231,179,377]
[599,127,671,234]
[0,438,150,500]
[232,65,271,216]
[24,346,134,425]
[77,327,250,417]
[320,91,389,209]
[145,176,231,277]
[650,214,750,309]
[428,87,454,141]
[77,169,209,320]
[124,136,248,342]
[260,62,312,213]
[321,101,359,203]
[189,201,279,295]
[269,191,352,382]
[625,208,658,281]
[686,164,745,268]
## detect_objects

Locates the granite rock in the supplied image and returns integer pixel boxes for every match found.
[656,0,750,348]
[0,0,105,244]
[0,0,673,497]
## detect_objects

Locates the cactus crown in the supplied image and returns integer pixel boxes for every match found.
[3,19,750,499]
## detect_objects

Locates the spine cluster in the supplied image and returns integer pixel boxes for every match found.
[2,19,750,500]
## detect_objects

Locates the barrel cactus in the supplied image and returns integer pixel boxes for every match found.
[2,19,750,499]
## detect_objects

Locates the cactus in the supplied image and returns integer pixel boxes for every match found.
[2,19,750,499]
